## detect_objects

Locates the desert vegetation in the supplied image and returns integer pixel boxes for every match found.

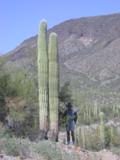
[0,17,120,160]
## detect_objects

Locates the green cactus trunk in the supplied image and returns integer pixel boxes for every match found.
[81,127,86,149]
[99,112,105,149]
[48,33,59,141]
[110,126,114,148]
[37,20,49,139]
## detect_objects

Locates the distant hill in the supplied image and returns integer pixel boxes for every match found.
[1,13,120,101]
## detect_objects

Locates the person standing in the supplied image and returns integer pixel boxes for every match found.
[63,102,77,145]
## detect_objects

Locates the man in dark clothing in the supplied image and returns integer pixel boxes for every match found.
[63,102,77,145]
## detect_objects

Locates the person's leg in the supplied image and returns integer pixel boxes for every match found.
[67,131,70,144]
[71,131,75,144]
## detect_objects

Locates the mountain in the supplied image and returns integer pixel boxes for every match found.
[1,13,120,100]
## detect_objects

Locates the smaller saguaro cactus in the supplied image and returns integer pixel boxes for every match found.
[99,112,105,149]
[110,126,114,148]
[81,127,86,149]
[48,32,59,141]
[93,101,98,118]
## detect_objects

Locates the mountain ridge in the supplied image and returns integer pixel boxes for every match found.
[1,13,120,92]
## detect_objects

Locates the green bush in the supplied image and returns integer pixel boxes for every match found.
[0,74,17,123]
[7,103,39,138]
[1,137,79,160]
[75,125,120,151]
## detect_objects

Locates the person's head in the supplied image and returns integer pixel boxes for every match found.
[67,102,73,110]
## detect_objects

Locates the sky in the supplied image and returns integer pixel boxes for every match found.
[0,0,120,54]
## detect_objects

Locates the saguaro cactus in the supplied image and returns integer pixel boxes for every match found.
[99,112,105,149]
[37,20,49,138]
[48,33,59,141]
[79,127,86,149]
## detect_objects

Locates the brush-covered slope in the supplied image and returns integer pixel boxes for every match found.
[1,13,120,93]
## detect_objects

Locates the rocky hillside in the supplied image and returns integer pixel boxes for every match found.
[1,13,120,94]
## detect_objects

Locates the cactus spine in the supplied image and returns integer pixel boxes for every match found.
[37,20,49,138]
[48,33,59,140]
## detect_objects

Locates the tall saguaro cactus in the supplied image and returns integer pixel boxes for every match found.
[48,33,59,141]
[37,20,49,138]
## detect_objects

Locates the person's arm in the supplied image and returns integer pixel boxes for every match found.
[74,112,78,124]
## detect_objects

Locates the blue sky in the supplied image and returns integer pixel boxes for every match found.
[0,0,120,54]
